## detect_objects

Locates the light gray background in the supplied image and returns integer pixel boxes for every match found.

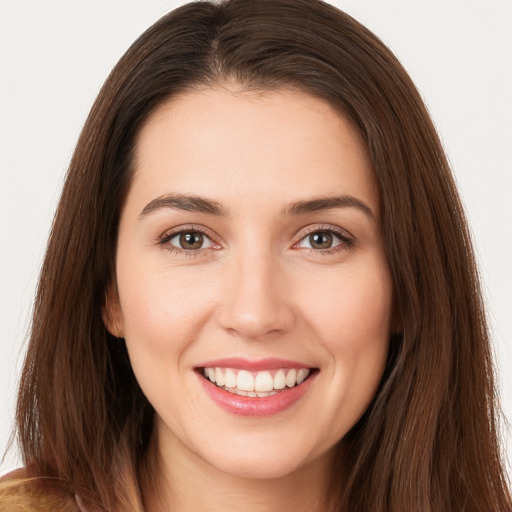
[1,0,511,475]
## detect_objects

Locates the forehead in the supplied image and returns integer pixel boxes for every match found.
[130,86,379,215]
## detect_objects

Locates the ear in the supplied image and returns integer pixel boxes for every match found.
[102,283,124,338]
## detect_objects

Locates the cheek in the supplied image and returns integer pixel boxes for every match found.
[302,261,393,345]
[114,259,218,386]
[115,266,216,425]
[117,263,210,335]
[300,260,392,426]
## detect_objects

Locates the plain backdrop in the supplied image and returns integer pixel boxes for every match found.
[1,0,511,476]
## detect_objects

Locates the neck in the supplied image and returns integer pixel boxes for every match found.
[140,427,341,512]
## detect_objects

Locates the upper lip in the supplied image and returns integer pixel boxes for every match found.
[195,357,313,372]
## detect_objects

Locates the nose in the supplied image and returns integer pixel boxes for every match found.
[217,250,296,340]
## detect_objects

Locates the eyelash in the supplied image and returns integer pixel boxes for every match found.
[158,224,220,257]
[157,224,355,257]
[293,224,355,255]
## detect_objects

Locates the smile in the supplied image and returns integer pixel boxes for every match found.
[202,367,311,397]
[195,359,318,417]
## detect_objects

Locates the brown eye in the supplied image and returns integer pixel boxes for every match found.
[165,230,215,252]
[309,232,334,249]
[295,228,351,253]
[179,232,204,250]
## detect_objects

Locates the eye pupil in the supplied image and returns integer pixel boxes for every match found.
[310,232,333,249]
[180,232,203,249]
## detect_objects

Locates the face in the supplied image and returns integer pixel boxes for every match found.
[107,86,393,480]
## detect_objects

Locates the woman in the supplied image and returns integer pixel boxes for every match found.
[1,0,510,510]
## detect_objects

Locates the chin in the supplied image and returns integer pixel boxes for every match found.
[212,453,306,480]
[195,432,322,481]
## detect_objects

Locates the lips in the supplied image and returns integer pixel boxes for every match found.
[195,358,318,416]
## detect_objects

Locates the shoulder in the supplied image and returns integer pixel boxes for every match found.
[0,468,80,512]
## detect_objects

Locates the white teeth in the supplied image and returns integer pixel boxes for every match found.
[296,368,310,385]
[202,366,313,395]
[215,368,224,387]
[254,371,274,392]
[237,370,255,391]
[285,369,297,387]
[224,369,237,388]
[274,369,286,390]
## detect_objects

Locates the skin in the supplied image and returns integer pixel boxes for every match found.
[106,85,394,512]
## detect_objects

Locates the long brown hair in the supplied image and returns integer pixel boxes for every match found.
[1,0,510,510]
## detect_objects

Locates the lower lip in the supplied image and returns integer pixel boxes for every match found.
[197,371,317,417]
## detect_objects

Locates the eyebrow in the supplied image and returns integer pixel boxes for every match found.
[139,194,228,218]
[139,193,375,221]
[282,196,376,221]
